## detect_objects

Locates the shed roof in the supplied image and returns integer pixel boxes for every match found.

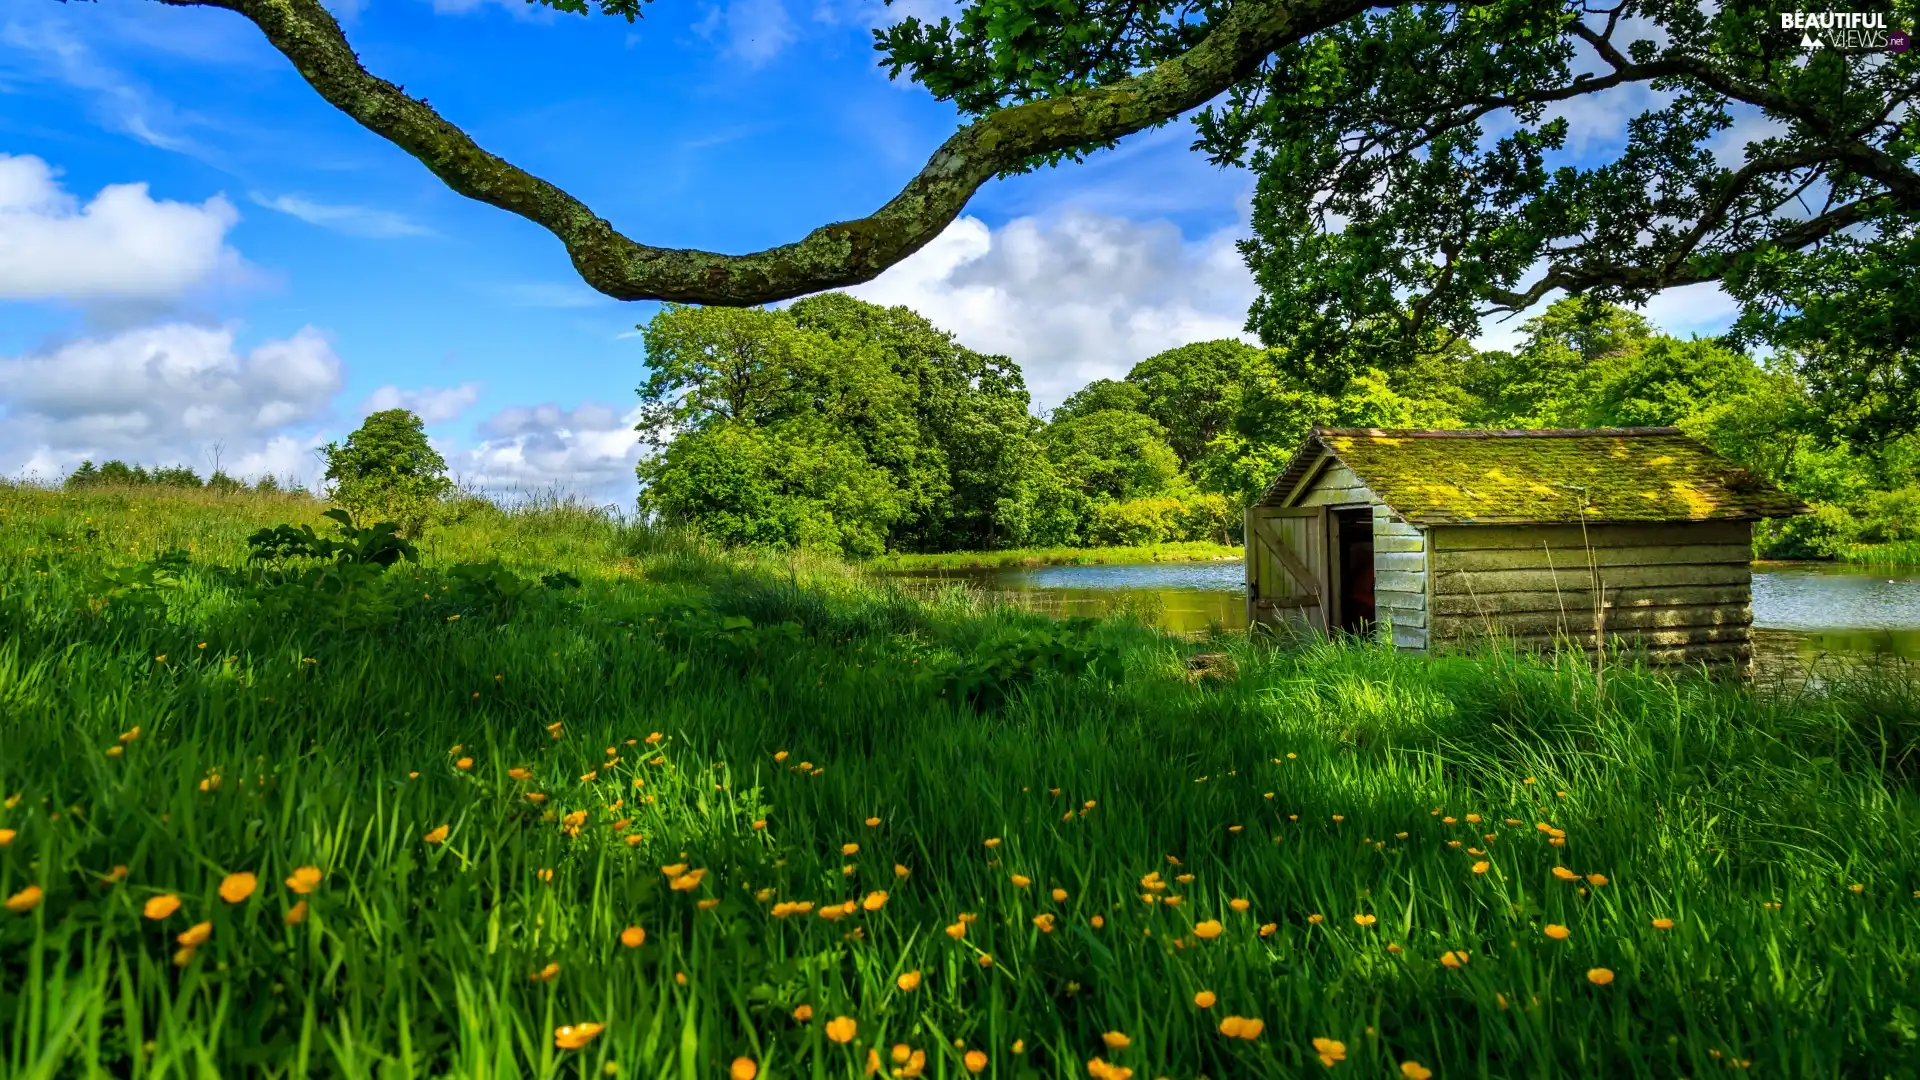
[1257,427,1810,524]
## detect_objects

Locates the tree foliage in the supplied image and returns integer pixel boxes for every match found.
[322,409,453,537]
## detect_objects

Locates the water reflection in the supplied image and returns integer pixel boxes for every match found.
[887,558,1920,671]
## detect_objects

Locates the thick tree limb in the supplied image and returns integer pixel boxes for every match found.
[158,0,1368,305]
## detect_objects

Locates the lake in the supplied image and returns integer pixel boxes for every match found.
[888,558,1920,673]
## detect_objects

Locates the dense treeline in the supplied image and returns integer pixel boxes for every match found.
[635,295,1919,559]
[65,460,291,495]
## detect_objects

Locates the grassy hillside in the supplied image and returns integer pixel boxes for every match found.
[2,484,1918,1078]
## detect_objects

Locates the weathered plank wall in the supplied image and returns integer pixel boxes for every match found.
[1294,463,1373,507]
[1373,504,1428,650]
[1424,520,1755,665]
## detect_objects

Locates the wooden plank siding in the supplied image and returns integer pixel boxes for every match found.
[1295,463,1375,507]
[1372,504,1428,650]
[1423,521,1755,665]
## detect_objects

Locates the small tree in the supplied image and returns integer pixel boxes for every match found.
[322,409,452,536]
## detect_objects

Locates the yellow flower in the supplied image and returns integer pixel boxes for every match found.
[620,925,647,948]
[285,899,309,925]
[1311,1037,1345,1065]
[1471,861,1491,875]
[1086,1057,1132,1080]
[1101,1032,1130,1050]
[285,866,324,894]
[5,885,43,913]
[554,1023,604,1050]
[1012,1040,1025,1054]
[1259,922,1277,936]
[792,1004,814,1022]
[1587,874,1609,886]
[1090,914,1105,928]
[219,872,257,904]
[825,1016,857,1044]
[1387,942,1402,954]
[670,869,708,891]
[1193,919,1223,939]
[1587,967,1615,985]
[661,863,689,876]
[1551,866,1580,882]
[1193,990,1217,1008]
[865,817,881,827]
[842,843,860,856]
[897,970,922,991]
[1228,897,1250,912]
[508,767,532,781]
[1032,912,1056,933]
[1651,917,1676,930]
[177,921,213,947]
[964,1049,987,1073]
[774,750,790,762]
[1353,914,1377,928]
[945,921,966,939]
[1442,817,1456,825]
[144,894,181,920]
[530,961,562,982]
[863,890,889,911]
[107,746,124,758]
[1544,923,1571,940]
[1400,1061,1433,1079]
[1331,815,1344,823]
[983,837,1001,848]
[731,1057,758,1080]
[0,829,14,847]
[1440,950,1469,968]
[978,954,993,968]
[424,825,450,844]
[100,865,128,885]
[1010,874,1031,888]
[1307,913,1324,925]
[455,757,474,771]
[646,732,664,745]
[624,834,644,847]
[893,863,910,879]
[1051,887,1069,902]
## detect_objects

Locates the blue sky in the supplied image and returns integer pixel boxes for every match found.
[0,0,1742,503]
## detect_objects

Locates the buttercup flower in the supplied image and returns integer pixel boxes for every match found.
[177,921,213,947]
[1353,914,1377,928]
[621,926,646,948]
[1400,1062,1433,1079]
[1193,990,1217,1008]
[286,901,309,925]
[1587,967,1615,985]
[1440,950,1469,968]
[964,1049,987,1073]
[554,1023,604,1050]
[897,970,922,991]
[1310,1037,1345,1065]
[4,885,42,913]
[1193,919,1223,939]
[286,866,324,894]
[1651,917,1676,930]
[144,894,182,920]
[1544,924,1571,940]
[1101,1032,1129,1050]
[792,1004,814,1022]
[826,1016,858,1044]
[731,1058,758,1080]
[218,873,257,904]
[424,825,450,844]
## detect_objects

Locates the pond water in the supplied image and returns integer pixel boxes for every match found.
[889,558,1920,673]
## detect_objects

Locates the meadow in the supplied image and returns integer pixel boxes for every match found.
[2,484,1918,1079]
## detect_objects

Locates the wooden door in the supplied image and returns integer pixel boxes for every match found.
[1245,505,1331,632]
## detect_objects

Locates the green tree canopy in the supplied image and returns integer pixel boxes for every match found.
[322,409,452,535]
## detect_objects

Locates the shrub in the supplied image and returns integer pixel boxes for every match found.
[322,409,451,536]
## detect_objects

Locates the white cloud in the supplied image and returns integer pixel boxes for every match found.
[0,154,242,303]
[250,192,432,238]
[0,19,200,154]
[454,401,645,503]
[0,323,342,484]
[359,382,483,424]
[695,0,797,66]
[846,212,1259,410]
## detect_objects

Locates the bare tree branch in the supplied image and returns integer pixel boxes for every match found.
[158,0,1370,305]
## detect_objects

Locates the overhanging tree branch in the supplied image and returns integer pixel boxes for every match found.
[157,0,1370,305]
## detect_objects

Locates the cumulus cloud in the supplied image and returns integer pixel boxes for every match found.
[0,323,342,484]
[250,192,432,238]
[453,401,645,503]
[359,382,483,424]
[0,154,242,303]
[846,212,1259,410]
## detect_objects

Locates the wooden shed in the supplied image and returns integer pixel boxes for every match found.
[1244,427,1809,667]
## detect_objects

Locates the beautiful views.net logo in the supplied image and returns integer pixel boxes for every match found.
[1780,11,1910,51]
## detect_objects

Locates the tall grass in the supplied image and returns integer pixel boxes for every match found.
[868,542,1242,572]
[1,484,1917,1078]
[1842,540,1920,568]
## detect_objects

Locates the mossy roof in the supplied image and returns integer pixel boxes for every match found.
[1258,427,1810,524]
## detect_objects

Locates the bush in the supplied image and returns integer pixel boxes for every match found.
[1085,492,1236,546]
[322,409,452,537]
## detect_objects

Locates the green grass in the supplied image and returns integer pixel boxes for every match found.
[867,542,1242,572]
[3,483,1919,1078]
[1841,541,1920,568]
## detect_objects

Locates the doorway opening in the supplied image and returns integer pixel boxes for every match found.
[1336,509,1375,634]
